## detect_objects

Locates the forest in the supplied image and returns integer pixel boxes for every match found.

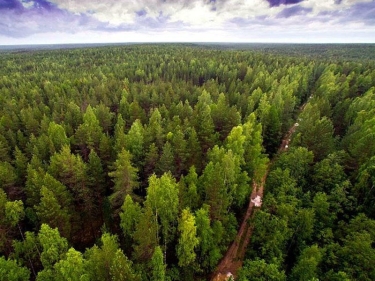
[0,43,375,281]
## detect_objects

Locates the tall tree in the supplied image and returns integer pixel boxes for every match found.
[156,141,175,176]
[145,173,179,262]
[53,248,89,281]
[35,187,71,238]
[110,249,139,281]
[194,90,216,155]
[125,119,145,168]
[37,224,68,270]
[108,149,139,211]
[47,122,69,154]
[48,145,92,216]
[74,105,103,160]
[119,195,141,241]
[176,208,199,268]
[85,232,135,281]
[151,246,165,281]
[0,256,30,281]
[195,205,221,271]
[290,245,323,281]
[86,149,106,202]
[133,206,158,262]
[113,114,127,153]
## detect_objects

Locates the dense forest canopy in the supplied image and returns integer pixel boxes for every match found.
[0,43,375,281]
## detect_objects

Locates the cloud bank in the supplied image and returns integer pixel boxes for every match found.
[0,0,374,44]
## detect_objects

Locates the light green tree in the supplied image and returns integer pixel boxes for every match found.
[110,249,138,281]
[85,232,135,281]
[119,194,141,239]
[5,200,24,227]
[47,121,69,153]
[125,119,145,167]
[176,208,199,267]
[151,246,165,281]
[38,224,68,269]
[195,205,220,271]
[54,248,89,281]
[145,173,179,262]
[0,256,30,281]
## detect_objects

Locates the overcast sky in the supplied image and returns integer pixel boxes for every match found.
[0,0,374,45]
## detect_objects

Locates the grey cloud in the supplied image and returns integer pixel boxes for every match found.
[348,1,375,25]
[96,12,187,32]
[2,0,375,40]
[0,0,104,37]
[317,1,375,25]
[276,5,312,18]
[0,0,23,10]
[267,0,304,7]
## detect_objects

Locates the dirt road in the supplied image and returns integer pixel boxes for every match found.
[211,101,308,281]
[211,173,266,281]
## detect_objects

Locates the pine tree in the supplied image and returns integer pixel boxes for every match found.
[108,149,139,211]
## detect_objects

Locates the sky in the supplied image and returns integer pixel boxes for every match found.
[0,0,374,45]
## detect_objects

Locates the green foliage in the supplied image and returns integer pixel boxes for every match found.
[11,231,41,276]
[47,122,69,153]
[35,186,71,238]
[194,90,216,154]
[108,149,139,210]
[274,147,313,189]
[157,141,175,175]
[85,232,136,281]
[133,206,158,262]
[355,156,375,217]
[151,246,165,281]
[38,224,68,269]
[86,149,106,198]
[237,259,286,281]
[179,166,200,211]
[48,145,88,200]
[75,105,103,156]
[0,256,30,281]
[125,119,145,167]
[0,44,374,280]
[0,161,17,191]
[195,205,221,271]
[290,245,323,281]
[249,210,290,266]
[5,200,24,227]
[53,248,89,281]
[110,249,139,281]
[242,113,268,181]
[312,153,346,193]
[145,173,179,248]
[13,147,28,185]
[294,103,336,161]
[176,208,199,267]
[119,195,141,239]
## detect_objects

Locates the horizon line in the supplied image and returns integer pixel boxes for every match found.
[1,41,375,47]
